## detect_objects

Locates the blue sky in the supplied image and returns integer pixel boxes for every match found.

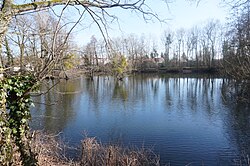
[70,0,229,46]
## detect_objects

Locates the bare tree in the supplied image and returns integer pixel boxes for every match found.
[185,29,194,66]
[189,26,199,68]
[176,28,185,68]
[7,15,33,70]
[223,1,250,80]
[162,29,173,65]
[83,35,99,68]
[203,19,220,69]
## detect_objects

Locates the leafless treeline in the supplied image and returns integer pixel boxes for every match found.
[0,15,224,75]
[82,19,223,72]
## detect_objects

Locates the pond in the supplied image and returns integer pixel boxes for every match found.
[30,74,250,165]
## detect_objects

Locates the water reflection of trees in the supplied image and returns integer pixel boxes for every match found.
[221,79,250,104]
[32,79,82,133]
[158,76,220,117]
[127,74,156,103]
[84,76,114,115]
[105,74,222,117]
[221,80,250,162]
[112,82,128,101]
[125,74,221,118]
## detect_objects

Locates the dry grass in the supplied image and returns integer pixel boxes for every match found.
[27,131,160,166]
[31,131,78,166]
[80,137,160,166]
[2,131,76,166]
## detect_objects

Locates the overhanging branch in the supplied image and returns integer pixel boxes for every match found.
[12,0,161,23]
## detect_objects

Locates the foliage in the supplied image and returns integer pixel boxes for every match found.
[63,53,77,70]
[0,75,37,166]
[111,55,128,80]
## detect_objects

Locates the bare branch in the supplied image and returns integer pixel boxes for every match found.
[84,6,111,49]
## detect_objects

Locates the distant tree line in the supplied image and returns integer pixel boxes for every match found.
[81,19,223,74]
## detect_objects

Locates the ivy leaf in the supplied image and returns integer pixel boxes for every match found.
[21,119,27,124]
[12,128,17,134]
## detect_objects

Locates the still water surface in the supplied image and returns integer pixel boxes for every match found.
[31,74,250,165]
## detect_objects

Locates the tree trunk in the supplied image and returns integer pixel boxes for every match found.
[20,43,24,70]
[0,18,11,67]
[5,36,13,66]
[0,0,14,67]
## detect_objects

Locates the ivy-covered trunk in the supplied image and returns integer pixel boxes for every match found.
[0,0,13,151]
[0,11,37,162]
[0,77,13,166]
[0,76,38,166]
[0,0,13,127]
[0,8,13,166]
[0,19,11,162]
